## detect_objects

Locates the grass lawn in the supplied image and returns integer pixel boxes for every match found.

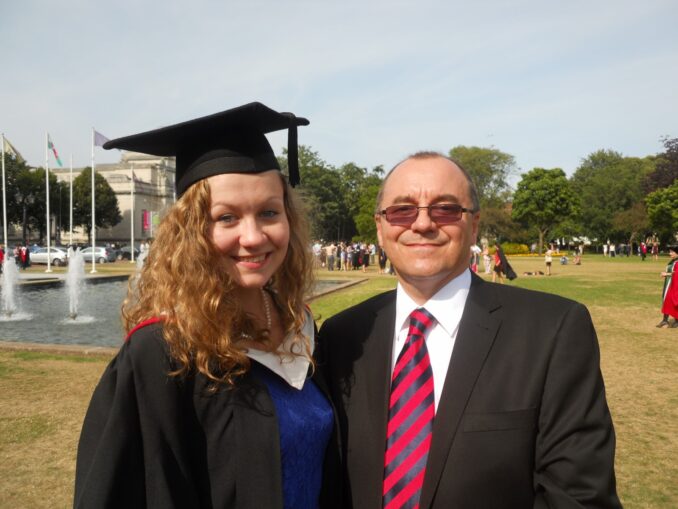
[1,254,677,507]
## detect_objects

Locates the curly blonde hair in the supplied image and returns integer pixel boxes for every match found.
[122,173,314,386]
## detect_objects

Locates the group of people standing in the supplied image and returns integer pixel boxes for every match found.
[313,240,385,273]
[3,243,32,270]
[470,243,517,283]
[74,102,621,508]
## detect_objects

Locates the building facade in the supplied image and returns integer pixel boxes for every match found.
[51,151,176,245]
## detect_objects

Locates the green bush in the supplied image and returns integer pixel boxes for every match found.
[499,243,529,255]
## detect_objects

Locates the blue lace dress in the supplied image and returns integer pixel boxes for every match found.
[251,362,333,508]
[245,309,333,509]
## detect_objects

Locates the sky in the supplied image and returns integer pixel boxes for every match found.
[2,0,677,182]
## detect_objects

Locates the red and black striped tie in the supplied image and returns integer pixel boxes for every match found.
[383,308,436,509]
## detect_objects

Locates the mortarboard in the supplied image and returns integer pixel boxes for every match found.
[103,102,309,195]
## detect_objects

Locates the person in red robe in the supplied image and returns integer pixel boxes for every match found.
[657,245,678,328]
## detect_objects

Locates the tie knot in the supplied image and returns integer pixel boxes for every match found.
[409,307,436,337]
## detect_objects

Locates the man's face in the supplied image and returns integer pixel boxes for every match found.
[376,156,480,299]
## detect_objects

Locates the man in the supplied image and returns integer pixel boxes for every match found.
[318,152,620,508]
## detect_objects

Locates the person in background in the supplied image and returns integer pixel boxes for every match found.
[492,243,516,283]
[325,242,336,271]
[657,245,678,328]
[378,246,388,274]
[318,151,620,508]
[470,244,481,273]
[545,245,554,275]
[75,103,339,508]
[482,244,492,274]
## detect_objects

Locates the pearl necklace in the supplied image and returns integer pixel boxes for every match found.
[239,288,272,340]
[261,287,272,331]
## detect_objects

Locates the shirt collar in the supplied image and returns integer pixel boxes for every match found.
[245,307,314,390]
[395,269,472,336]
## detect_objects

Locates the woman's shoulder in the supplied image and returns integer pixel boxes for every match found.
[116,318,171,369]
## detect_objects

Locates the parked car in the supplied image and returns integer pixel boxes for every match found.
[115,245,140,261]
[80,246,117,263]
[30,247,70,266]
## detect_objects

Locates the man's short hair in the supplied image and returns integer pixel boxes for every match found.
[374,151,481,214]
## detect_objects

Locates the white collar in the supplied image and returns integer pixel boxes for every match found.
[245,308,314,390]
[395,269,472,336]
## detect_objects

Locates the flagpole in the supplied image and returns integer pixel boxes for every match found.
[90,128,96,273]
[69,154,73,246]
[45,132,52,273]
[130,162,135,263]
[1,133,7,251]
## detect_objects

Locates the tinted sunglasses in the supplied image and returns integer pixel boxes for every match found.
[378,204,476,226]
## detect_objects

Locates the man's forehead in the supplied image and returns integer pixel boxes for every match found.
[382,157,468,197]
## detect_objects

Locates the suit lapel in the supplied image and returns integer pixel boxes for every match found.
[420,276,501,508]
[351,292,396,507]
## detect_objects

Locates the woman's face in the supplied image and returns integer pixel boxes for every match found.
[207,170,290,290]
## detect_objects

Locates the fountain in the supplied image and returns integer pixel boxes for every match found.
[66,248,85,320]
[1,257,23,319]
[0,250,354,347]
[136,250,148,271]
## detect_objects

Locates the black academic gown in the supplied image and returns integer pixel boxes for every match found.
[74,322,341,509]
[317,273,620,508]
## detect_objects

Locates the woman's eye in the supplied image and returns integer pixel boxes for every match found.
[217,214,236,223]
[260,210,280,219]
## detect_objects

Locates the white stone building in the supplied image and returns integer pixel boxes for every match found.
[50,152,176,245]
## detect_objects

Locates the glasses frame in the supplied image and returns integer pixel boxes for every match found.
[378,203,477,226]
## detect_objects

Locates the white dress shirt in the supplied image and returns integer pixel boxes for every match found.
[392,270,472,411]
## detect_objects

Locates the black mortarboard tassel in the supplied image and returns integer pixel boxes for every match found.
[103,102,309,195]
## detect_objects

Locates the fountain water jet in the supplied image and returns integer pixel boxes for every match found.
[1,258,20,318]
[66,247,85,320]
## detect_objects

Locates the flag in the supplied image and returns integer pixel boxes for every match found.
[132,171,142,183]
[47,135,63,167]
[94,130,110,147]
[2,136,25,163]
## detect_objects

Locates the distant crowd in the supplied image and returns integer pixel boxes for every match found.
[311,240,391,274]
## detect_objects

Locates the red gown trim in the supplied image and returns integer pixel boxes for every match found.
[125,316,163,342]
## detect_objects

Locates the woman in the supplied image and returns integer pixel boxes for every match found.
[545,246,554,276]
[657,245,678,328]
[492,243,517,283]
[377,246,387,274]
[74,103,338,508]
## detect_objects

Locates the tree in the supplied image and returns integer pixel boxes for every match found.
[645,181,678,243]
[570,152,654,242]
[3,157,66,243]
[611,202,650,248]
[449,146,515,208]
[283,146,350,240]
[352,167,384,242]
[279,146,385,241]
[644,137,678,194]
[477,205,527,244]
[1,154,33,240]
[72,167,122,241]
[511,168,577,254]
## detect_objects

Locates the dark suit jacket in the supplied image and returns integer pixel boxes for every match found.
[318,273,621,508]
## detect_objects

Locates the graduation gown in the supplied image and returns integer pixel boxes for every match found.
[661,258,678,319]
[74,321,341,509]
